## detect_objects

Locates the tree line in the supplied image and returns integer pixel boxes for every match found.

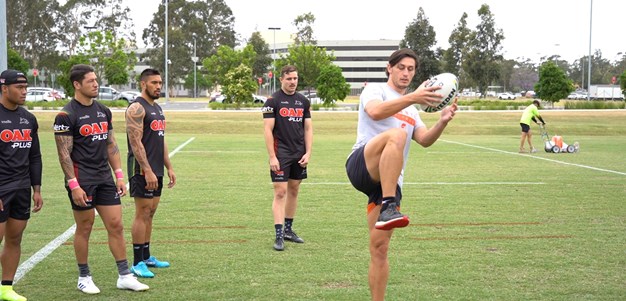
[5,1,626,105]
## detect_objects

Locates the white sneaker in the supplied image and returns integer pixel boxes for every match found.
[530,147,538,153]
[77,276,101,294]
[117,273,150,291]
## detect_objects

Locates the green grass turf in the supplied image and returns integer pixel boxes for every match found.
[9,109,626,300]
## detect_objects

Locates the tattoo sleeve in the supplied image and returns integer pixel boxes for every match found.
[107,129,123,170]
[125,103,152,172]
[54,135,76,180]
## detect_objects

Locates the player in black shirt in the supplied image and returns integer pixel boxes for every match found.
[53,64,148,294]
[125,68,176,278]
[262,65,313,251]
[0,69,43,301]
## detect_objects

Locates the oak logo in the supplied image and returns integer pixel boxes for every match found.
[79,122,109,141]
[1,129,32,149]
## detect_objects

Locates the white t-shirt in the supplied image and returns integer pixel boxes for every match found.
[351,83,425,187]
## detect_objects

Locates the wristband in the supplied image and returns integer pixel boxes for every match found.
[68,178,80,190]
[114,169,124,180]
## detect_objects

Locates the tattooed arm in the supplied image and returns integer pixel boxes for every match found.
[54,134,89,207]
[125,102,158,190]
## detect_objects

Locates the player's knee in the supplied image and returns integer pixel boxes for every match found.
[386,128,407,149]
[370,242,390,262]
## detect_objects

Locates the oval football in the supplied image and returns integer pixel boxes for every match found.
[419,73,459,113]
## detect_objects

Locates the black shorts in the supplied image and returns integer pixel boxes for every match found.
[345,145,402,206]
[0,188,32,222]
[66,182,121,211]
[520,123,530,133]
[129,175,163,198]
[270,157,307,182]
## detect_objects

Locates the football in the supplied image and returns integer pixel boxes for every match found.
[418,73,459,113]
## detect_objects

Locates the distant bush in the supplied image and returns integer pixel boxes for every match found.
[24,100,130,110]
[564,101,625,110]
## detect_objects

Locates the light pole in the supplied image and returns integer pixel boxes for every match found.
[191,33,198,98]
[164,0,169,104]
[0,0,7,71]
[268,27,281,95]
[587,0,593,101]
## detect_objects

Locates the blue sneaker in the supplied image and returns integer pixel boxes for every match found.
[130,261,155,278]
[145,256,170,268]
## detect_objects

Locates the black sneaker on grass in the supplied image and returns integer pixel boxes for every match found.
[284,230,304,243]
[273,237,285,251]
[375,202,410,230]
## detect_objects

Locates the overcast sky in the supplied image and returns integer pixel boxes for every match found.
[124,0,623,63]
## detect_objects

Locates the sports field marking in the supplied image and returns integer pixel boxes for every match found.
[179,150,259,153]
[441,139,626,176]
[14,137,196,284]
[303,182,545,185]
[412,235,573,241]
[411,221,543,227]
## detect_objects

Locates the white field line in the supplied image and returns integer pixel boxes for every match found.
[15,137,196,283]
[440,139,626,176]
[303,182,545,185]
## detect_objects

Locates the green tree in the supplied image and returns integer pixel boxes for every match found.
[463,4,504,97]
[316,64,350,106]
[202,44,256,92]
[400,7,440,87]
[534,61,574,105]
[57,55,91,97]
[77,30,137,86]
[247,32,273,81]
[55,0,108,56]
[293,12,317,45]
[276,44,335,92]
[143,0,236,95]
[442,12,471,84]
[499,59,516,92]
[221,64,257,108]
[6,0,59,68]
[7,47,29,74]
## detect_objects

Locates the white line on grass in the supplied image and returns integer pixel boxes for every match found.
[303,182,544,185]
[440,139,626,176]
[15,137,196,283]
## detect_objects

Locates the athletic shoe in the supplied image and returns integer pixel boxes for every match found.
[273,237,285,251]
[0,286,27,301]
[77,276,101,294]
[145,256,170,268]
[375,202,410,230]
[530,147,538,153]
[130,261,155,278]
[116,274,149,291]
[284,230,304,243]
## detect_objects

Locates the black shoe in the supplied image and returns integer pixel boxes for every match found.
[284,230,304,243]
[273,237,285,251]
[375,202,409,231]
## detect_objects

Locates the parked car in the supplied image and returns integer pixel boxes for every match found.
[26,90,57,102]
[119,90,141,102]
[98,87,120,100]
[253,94,267,104]
[498,92,516,100]
[27,87,63,100]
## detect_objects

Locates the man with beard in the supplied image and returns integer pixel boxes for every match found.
[0,70,43,301]
[53,64,149,294]
[125,68,176,277]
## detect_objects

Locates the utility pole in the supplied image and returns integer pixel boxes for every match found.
[268,27,281,95]
[0,0,8,71]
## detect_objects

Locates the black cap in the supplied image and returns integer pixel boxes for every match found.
[0,69,28,86]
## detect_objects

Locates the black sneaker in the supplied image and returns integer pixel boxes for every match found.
[375,202,410,230]
[284,230,304,243]
[273,237,285,251]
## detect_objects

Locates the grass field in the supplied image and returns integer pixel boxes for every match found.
[10,109,626,300]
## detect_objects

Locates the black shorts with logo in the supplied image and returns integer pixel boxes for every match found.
[270,157,307,182]
[0,188,32,222]
[129,175,163,198]
[66,181,121,211]
[345,145,402,206]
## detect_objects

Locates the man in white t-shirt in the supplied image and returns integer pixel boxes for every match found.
[345,48,458,301]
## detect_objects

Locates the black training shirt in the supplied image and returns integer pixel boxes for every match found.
[262,90,311,159]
